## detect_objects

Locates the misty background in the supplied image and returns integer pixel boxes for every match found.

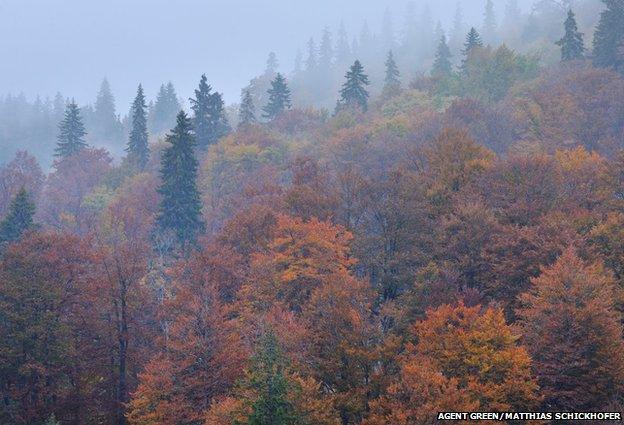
[0,0,601,165]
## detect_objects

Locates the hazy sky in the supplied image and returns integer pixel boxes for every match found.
[0,0,534,112]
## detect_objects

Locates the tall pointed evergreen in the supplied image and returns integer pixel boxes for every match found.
[0,188,36,244]
[556,10,585,61]
[382,50,401,98]
[150,82,181,134]
[126,84,149,170]
[55,102,88,158]
[592,0,624,72]
[239,90,256,126]
[156,111,205,249]
[94,78,121,142]
[482,0,497,45]
[246,330,298,425]
[338,60,370,112]
[262,73,291,120]
[462,27,484,72]
[432,35,453,77]
[190,74,230,149]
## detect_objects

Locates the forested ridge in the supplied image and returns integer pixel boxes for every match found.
[2,0,624,424]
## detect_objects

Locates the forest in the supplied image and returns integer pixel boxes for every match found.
[1,0,624,424]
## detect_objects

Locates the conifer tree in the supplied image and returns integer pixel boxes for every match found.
[432,35,453,77]
[55,102,88,158]
[462,28,484,72]
[482,0,497,44]
[156,111,205,250]
[150,82,181,134]
[190,74,230,149]
[305,38,317,72]
[336,20,351,64]
[0,188,36,244]
[239,90,256,126]
[126,84,149,170]
[94,78,121,142]
[338,60,370,112]
[262,73,292,120]
[319,27,334,69]
[382,50,401,98]
[592,0,624,72]
[556,9,585,61]
[246,330,298,425]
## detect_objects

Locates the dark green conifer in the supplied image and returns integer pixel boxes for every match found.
[382,50,401,98]
[432,35,453,77]
[0,188,36,244]
[246,330,299,425]
[556,9,585,61]
[126,84,149,170]
[55,102,88,158]
[462,27,484,73]
[593,0,624,72]
[338,60,370,112]
[262,73,292,120]
[156,111,205,250]
[239,90,256,126]
[190,74,230,149]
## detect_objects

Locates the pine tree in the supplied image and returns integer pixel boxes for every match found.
[482,0,497,45]
[592,0,624,72]
[190,74,230,149]
[246,330,298,425]
[0,188,36,244]
[262,73,292,120]
[239,90,256,126]
[94,78,121,142]
[336,20,351,64]
[150,82,181,134]
[126,84,149,170]
[382,50,401,98]
[338,60,370,112]
[55,102,88,158]
[266,52,279,74]
[432,35,453,77]
[556,9,585,61]
[319,27,334,69]
[156,111,205,249]
[462,28,484,72]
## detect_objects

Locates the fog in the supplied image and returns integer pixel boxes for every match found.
[0,0,535,106]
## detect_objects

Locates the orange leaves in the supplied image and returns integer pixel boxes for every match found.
[518,248,624,410]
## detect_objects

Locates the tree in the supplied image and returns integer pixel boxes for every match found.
[338,60,370,112]
[413,303,539,411]
[519,248,624,410]
[93,78,121,142]
[593,0,624,72]
[126,84,149,170]
[482,0,497,44]
[156,111,205,250]
[0,188,35,244]
[239,90,256,126]
[556,9,585,61]
[463,27,483,59]
[262,73,291,120]
[382,50,401,98]
[432,35,453,77]
[245,330,299,425]
[149,82,181,134]
[55,102,88,158]
[190,74,230,149]
[319,27,333,69]
[0,151,44,217]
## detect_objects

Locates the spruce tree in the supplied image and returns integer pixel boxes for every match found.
[432,35,453,77]
[239,90,256,126]
[338,60,370,112]
[482,0,497,45]
[190,74,230,149]
[126,84,149,170]
[462,28,484,72]
[593,0,624,72]
[246,330,298,425]
[0,188,36,244]
[156,111,205,250]
[55,102,88,158]
[262,73,292,120]
[94,78,121,142]
[150,82,181,134]
[382,50,401,98]
[556,9,585,61]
